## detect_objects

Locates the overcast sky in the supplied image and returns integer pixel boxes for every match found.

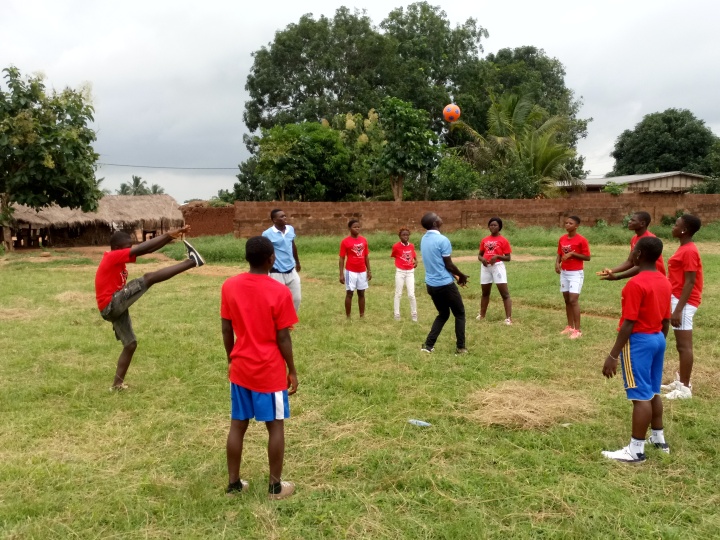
[2,0,718,203]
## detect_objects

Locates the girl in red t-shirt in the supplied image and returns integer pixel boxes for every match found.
[662,214,703,400]
[477,217,513,325]
[555,216,591,339]
[390,228,418,321]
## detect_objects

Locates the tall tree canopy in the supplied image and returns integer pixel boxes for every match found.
[1,66,99,250]
[609,108,718,176]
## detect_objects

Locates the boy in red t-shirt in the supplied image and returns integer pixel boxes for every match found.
[390,227,418,321]
[339,219,371,318]
[221,236,298,500]
[598,211,666,280]
[94,226,204,390]
[555,216,591,339]
[601,236,672,463]
[477,217,513,325]
[662,214,703,400]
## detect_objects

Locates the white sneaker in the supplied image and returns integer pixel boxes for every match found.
[601,446,647,463]
[661,373,681,391]
[476,314,485,321]
[504,318,512,326]
[665,384,692,400]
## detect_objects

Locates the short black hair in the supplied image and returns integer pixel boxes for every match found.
[270,208,283,220]
[635,236,663,264]
[680,214,702,235]
[110,231,133,250]
[421,212,437,230]
[245,236,274,267]
[633,211,651,227]
[348,219,359,228]
[568,215,581,224]
[488,217,503,231]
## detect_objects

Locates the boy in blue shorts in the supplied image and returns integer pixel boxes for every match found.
[221,236,299,499]
[601,236,672,463]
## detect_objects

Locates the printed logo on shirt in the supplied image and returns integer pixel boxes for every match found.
[484,240,498,253]
[352,243,365,257]
[561,244,574,254]
[400,250,413,265]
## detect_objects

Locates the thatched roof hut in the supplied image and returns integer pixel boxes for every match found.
[10,195,185,247]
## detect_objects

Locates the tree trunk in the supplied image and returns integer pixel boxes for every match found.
[1,193,13,252]
[391,175,404,202]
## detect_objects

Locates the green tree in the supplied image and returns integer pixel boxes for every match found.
[255,122,351,201]
[232,156,273,201]
[431,149,481,200]
[244,7,391,133]
[150,183,165,195]
[459,94,578,198]
[609,108,717,176]
[1,66,99,251]
[380,2,487,131]
[117,175,150,195]
[376,97,438,201]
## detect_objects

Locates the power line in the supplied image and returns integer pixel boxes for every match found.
[98,162,237,170]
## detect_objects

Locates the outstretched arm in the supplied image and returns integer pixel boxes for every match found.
[130,226,189,257]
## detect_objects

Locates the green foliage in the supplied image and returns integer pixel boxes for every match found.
[660,210,685,226]
[689,176,720,194]
[610,108,718,176]
[602,181,625,196]
[232,156,272,202]
[0,66,99,250]
[376,97,438,201]
[431,150,481,200]
[255,122,351,201]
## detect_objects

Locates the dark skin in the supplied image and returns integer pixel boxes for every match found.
[339,222,371,317]
[426,214,469,286]
[478,220,511,319]
[271,211,301,271]
[222,252,298,486]
[555,218,591,330]
[598,213,649,281]
[669,217,697,387]
[602,245,669,441]
[111,226,195,388]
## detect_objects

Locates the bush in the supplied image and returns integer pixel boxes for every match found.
[602,181,625,196]
[660,210,684,226]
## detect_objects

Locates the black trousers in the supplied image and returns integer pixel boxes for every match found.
[424,282,466,349]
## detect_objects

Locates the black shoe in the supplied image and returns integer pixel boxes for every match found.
[184,240,205,267]
[455,348,469,355]
[225,479,248,496]
[420,344,434,353]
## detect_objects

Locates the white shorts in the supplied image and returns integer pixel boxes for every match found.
[480,262,508,285]
[671,295,698,331]
[560,270,584,294]
[345,270,368,292]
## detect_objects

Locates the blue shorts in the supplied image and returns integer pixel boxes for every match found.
[230,383,290,422]
[620,332,666,401]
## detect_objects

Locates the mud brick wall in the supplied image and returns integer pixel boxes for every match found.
[181,194,720,237]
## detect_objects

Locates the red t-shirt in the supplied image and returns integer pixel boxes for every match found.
[667,242,703,307]
[630,230,666,275]
[95,248,137,310]
[391,241,416,270]
[557,234,590,271]
[340,236,369,272]
[479,235,512,264]
[221,273,299,393]
[619,270,672,333]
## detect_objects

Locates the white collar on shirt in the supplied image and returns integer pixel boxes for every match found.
[271,225,290,236]
[425,230,440,235]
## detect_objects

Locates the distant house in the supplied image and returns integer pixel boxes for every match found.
[570,171,708,193]
[8,194,184,248]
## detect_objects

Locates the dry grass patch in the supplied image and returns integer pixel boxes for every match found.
[54,291,95,305]
[0,308,43,321]
[465,381,593,430]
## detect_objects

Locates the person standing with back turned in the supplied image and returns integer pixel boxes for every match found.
[419,212,470,354]
[263,209,302,312]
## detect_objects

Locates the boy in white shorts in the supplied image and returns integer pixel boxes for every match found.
[339,219,371,318]
[477,217,512,325]
[555,216,591,339]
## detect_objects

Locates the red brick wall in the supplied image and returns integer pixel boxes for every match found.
[181,194,720,237]
[181,204,235,237]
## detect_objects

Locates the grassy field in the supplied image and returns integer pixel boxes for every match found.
[1,226,720,539]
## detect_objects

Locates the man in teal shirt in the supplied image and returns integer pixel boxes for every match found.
[262,209,302,311]
[420,212,469,354]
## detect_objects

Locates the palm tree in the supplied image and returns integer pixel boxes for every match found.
[117,175,150,196]
[150,184,165,195]
[454,94,581,197]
